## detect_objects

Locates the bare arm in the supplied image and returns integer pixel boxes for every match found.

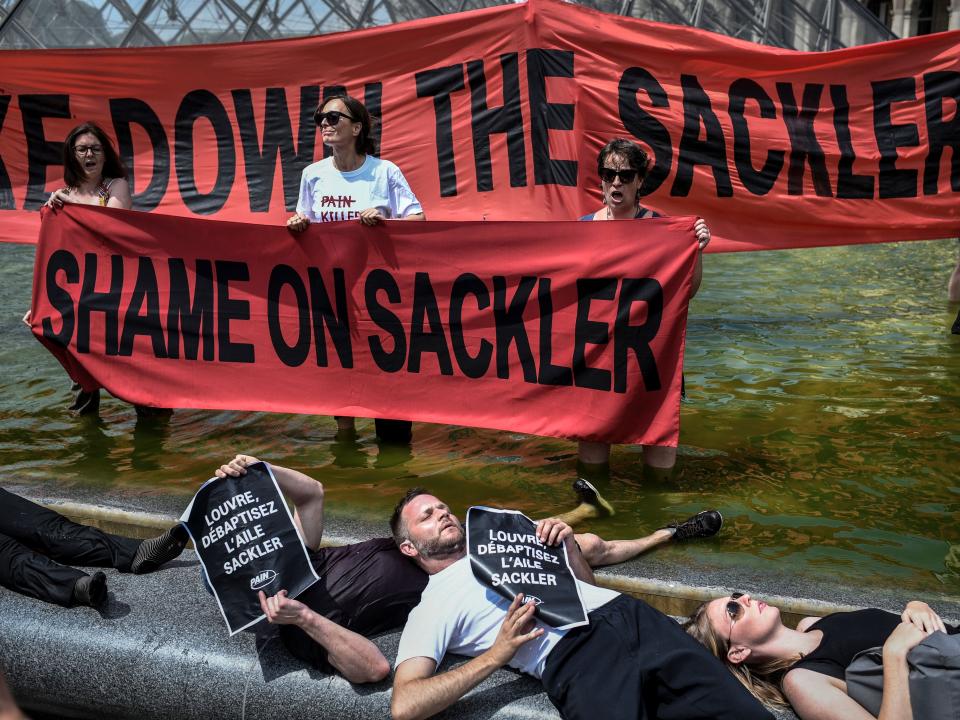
[537,518,594,584]
[401,212,425,221]
[391,594,543,720]
[105,178,132,210]
[783,669,876,720]
[259,590,389,684]
[215,454,324,549]
[876,621,929,720]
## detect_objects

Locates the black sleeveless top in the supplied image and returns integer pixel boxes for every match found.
[792,608,959,680]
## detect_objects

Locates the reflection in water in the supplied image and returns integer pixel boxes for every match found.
[1,240,958,595]
[131,411,173,472]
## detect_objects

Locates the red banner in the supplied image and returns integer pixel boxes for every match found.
[2,0,958,250]
[30,206,696,445]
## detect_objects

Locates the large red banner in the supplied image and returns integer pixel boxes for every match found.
[30,206,696,445]
[1,0,958,250]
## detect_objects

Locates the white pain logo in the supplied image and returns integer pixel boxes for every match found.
[523,595,544,606]
[250,569,278,591]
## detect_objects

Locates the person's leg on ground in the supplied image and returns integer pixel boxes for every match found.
[574,531,673,567]
[542,595,772,720]
[572,508,722,566]
[0,531,105,607]
[0,488,185,574]
[0,488,140,570]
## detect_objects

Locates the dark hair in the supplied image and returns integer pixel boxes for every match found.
[63,122,127,188]
[390,487,430,546]
[315,94,377,156]
[597,138,649,183]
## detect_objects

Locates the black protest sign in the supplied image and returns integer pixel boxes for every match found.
[180,462,319,635]
[466,506,587,629]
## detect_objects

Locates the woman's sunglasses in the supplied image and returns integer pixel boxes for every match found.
[726,592,745,643]
[600,168,638,183]
[315,110,357,126]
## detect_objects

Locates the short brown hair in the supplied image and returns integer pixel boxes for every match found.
[597,138,649,183]
[390,487,430,546]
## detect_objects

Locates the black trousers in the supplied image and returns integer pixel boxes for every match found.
[0,488,140,607]
[541,595,774,720]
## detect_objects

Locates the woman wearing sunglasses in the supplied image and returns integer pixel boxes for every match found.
[683,591,959,719]
[577,138,710,473]
[286,94,424,232]
[286,95,424,439]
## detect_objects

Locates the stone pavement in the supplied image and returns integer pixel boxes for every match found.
[3,481,957,719]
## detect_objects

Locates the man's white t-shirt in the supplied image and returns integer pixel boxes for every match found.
[395,556,619,679]
[295,155,422,223]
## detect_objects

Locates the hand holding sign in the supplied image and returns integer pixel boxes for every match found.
[258,589,306,626]
[468,507,589,629]
[488,593,545,667]
[180,461,319,635]
[216,454,259,478]
[535,517,575,549]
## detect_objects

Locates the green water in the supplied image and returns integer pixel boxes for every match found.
[1,240,958,595]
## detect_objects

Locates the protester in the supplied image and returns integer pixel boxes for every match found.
[389,489,771,720]
[683,591,960,719]
[286,95,424,443]
[577,138,711,474]
[24,122,168,418]
[0,487,187,608]
[215,455,722,684]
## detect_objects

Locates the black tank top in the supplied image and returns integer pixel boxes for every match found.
[792,608,960,680]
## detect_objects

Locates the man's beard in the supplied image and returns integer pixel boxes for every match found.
[413,520,466,559]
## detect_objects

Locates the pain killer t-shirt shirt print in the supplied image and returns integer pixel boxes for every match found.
[180,461,319,635]
[467,506,588,629]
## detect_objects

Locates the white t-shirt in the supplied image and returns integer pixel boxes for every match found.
[395,556,619,679]
[295,155,422,223]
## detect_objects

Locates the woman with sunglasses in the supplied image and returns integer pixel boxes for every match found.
[577,138,710,473]
[286,95,424,439]
[684,591,959,719]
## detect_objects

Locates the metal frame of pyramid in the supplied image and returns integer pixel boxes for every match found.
[0,0,893,53]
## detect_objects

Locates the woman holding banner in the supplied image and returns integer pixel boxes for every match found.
[25,122,169,418]
[286,95,425,441]
[578,138,710,473]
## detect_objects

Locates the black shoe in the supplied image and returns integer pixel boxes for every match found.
[72,571,107,607]
[952,307,960,335]
[69,387,100,415]
[131,524,189,574]
[664,510,723,541]
[572,478,615,517]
